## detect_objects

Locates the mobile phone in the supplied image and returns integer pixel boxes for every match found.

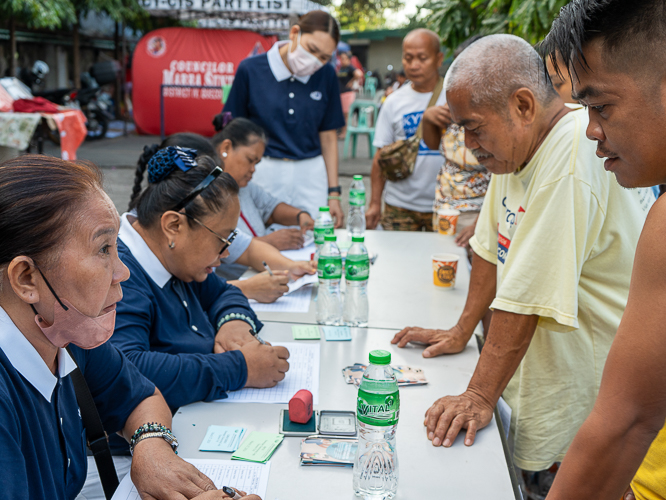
[279,408,318,436]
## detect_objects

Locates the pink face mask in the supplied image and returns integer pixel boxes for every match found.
[32,270,116,350]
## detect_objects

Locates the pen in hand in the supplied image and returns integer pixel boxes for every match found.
[262,260,274,277]
[222,486,243,500]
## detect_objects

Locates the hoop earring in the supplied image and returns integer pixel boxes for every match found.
[169,241,175,249]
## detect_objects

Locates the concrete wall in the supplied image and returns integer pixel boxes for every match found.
[348,37,404,78]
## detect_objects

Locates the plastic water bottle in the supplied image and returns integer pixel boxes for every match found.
[316,234,342,325]
[353,350,399,499]
[314,206,335,254]
[343,236,369,327]
[347,175,366,238]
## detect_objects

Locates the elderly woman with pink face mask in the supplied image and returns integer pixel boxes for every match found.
[0,155,259,500]
[220,10,346,229]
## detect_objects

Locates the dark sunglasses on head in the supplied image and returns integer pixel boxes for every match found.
[173,166,223,212]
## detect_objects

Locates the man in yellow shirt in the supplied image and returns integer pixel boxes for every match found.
[392,34,654,477]
[540,0,666,499]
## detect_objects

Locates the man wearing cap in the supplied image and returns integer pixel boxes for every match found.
[392,34,654,486]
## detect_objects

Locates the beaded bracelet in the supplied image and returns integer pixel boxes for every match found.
[328,195,342,201]
[129,422,179,456]
[217,312,257,334]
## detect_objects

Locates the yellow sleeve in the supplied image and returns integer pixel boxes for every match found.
[469,175,498,264]
[491,176,605,332]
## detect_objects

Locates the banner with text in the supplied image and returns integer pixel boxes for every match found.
[133,27,275,136]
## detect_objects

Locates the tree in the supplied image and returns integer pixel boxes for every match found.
[69,0,145,87]
[412,0,568,57]
[319,0,405,31]
[1,0,76,76]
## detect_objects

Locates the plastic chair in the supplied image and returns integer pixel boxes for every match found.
[343,99,379,159]
[363,76,378,99]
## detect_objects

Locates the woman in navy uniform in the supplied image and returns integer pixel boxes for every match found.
[222,10,346,228]
[0,155,257,499]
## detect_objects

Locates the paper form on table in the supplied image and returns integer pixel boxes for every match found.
[111,459,270,500]
[249,286,312,313]
[286,273,318,294]
[217,342,320,404]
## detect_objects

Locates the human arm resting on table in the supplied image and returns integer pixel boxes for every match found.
[258,199,315,250]
[320,129,344,228]
[265,202,315,233]
[233,238,316,279]
[425,310,538,447]
[546,200,666,500]
[392,250,497,356]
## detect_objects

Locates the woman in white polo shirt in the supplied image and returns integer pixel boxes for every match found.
[221,10,346,227]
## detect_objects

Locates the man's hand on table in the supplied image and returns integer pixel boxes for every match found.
[214,320,260,353]
[424,389,495,447]
[391,324,470,357]
[365,203,381,229]
[131,438,216,499]
[242,341,290,388]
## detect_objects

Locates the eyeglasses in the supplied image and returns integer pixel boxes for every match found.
[182,212,237,255]
[173,166,223,212]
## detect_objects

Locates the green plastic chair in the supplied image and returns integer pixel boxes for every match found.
[343,99,379,159]
[364,76,378,99]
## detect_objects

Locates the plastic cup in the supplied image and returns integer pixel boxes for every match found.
[437,208,460,236]
[432,253,459,288]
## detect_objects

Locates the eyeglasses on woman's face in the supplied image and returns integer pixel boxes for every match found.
[182,212,237,255]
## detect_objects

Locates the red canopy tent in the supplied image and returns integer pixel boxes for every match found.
[132,27,276,136]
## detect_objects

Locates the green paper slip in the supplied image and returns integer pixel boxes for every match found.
[292,325,321,340]
[231,431,284,463]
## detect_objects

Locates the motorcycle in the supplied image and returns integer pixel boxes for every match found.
[35,72,115,143]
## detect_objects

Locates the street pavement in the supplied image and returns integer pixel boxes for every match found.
[42,132,374,217]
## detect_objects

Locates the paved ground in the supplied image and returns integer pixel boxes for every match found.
[42,132,374,216]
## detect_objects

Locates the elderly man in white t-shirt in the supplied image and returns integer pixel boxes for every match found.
[366,28,445,231]
[391,34,654,487]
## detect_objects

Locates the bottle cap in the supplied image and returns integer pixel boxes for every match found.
[319,206,330,212]
[369,350,391,365]
[351,236,364,243]
[353,174,363,180]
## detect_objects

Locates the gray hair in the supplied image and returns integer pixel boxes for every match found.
[445,34,556,112]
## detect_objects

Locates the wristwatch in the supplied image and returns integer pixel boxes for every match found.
[328,186,342,194]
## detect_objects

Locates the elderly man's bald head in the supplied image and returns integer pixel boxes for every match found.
[445,34,557,112]
[404,28,441,55]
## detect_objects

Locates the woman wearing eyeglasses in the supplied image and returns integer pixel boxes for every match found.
[110,147,290,430]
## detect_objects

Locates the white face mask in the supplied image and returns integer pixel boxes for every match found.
[287,30,324,77]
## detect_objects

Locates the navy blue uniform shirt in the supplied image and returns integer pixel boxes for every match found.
[0,306,155,500]
[223,41,345,160]
[112,214,262,412]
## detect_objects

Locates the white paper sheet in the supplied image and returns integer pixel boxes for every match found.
[286,273,318,294]
[249,286,312,313]
[280,243,316,262]
[111,459,270,500]
[219,342,320,404]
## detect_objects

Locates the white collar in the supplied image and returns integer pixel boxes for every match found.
[267,41,311,84]
[0,306,77,402]
[119,212,172,288]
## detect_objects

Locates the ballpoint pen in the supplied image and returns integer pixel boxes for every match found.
[251,329,267,345]
[222,486,242,500]
[262,260,274,276]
